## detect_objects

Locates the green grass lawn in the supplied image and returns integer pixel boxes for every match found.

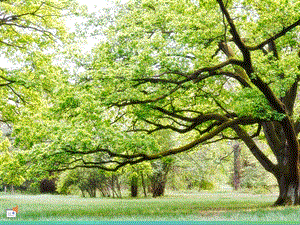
[0,191,299,222]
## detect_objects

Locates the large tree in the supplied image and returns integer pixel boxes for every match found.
[17,0,300,206]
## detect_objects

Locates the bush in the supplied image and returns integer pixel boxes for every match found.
[199,179,214,190]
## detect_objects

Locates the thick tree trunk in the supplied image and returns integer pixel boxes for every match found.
[233,118,300,206]
[266,119,300,206]
[274,173,300,205]
[273,148,300,206]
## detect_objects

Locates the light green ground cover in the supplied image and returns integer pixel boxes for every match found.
[0,192,299,222]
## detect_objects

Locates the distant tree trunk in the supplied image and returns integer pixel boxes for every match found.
[86,182,97,198]
[106,185,111,197]
[80,188,86,197]
[152,175,165,197]
[233,142,241,191]
[130,175,138,197]
[151,160,171,197]
[86,188,91,197]
[115,175,122,198]
[141,172,147,197]
[40,179,56,194]
[110,175,121,198]
[97,182,110,197]
[98,185,106,197]
[87,187,96,198]
[111,175,115,198]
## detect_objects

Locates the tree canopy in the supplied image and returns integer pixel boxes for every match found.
[0,0,81,185]
[0,0,78,122]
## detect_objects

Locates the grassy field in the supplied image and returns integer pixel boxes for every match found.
[0,191,300,222]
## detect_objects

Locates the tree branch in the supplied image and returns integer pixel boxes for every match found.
[281,75,300,116]
[232,125,277,173]
[249,18,300,51]
[189,58,245,80]
[112,86,180,107]
[51,117,260,172]
[216,0,252,74]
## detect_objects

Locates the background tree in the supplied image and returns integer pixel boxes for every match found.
[150,158,173,197]
[0,134,25,192]
[168,142,232,191]
[0,0,76,121]
[0,0,83,195]
[57,168,122,198]
[0,0,77,148]
[124,162,152,197]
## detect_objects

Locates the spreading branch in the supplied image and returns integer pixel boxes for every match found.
[248,18,300,51]
[50,116,262,172]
